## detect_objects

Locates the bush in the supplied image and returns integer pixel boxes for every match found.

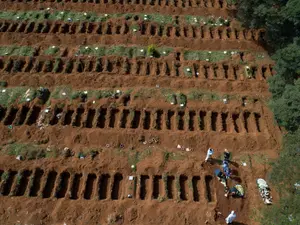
[237,1,300,224]
[89,149,98,159]
[184,67,193,77]
[71,91,81,100]
[147,44,159,57]
[177,93,187,106]
[0,81,7,87]
[37,87,50,103]
[269,80,300,132]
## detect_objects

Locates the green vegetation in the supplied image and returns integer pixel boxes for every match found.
[44,46,60,55]
[185,15,230,26]
[0,81,7,87]
[236,1,300,224]
[184,50,236,62]
[0,10,228,27]
[147,44,157,57]
[161,89,177,104]
[144,14,173,25]
[127,149,153,171]
[0,87,37,107]
[226,0,237,5]
[237,0,300,50]
[0,86,259,108]
[0,46,35,57]
[177,93,187,106]
[133,88,157,99]
[157,196,167,202]
[184,50,268,62]
[78,45,173,58]
[50,86,72,100]
[184,67,193,77]
[187,89,220,101]
[95,90,115,99]
[16,173,22,185]
[53,58,62,73]
[1,171,9,181]
[3,142,48,160]
[19,88,37,103]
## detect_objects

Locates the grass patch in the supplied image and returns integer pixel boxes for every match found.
[145,14,174,25]
[1,171,9,181]
[177,93,187,106]
[184,50,235,62]
[95,90,115,99]
[127,149,152,171]
[0,46,35,57]
[254,52,270,61]
[19,88,37,103]
[133,88,157,99]
[0,11,174,25]
[252,153,271,165]
[3,142,47,160]
[50,86,72,100]
[44,46,60,55]
[0,10,230,27]
[16,173,22,185]
[0,81,7,87]
[226,0,237,5]
[78,45,173,58]
[162,151,186,166]
[184,67,193,77]
[187,89,224,102]
[185,15,230,27]
[0,87,35,107]
[161,88,176,104]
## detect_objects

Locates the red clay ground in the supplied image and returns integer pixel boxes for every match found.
[0,1,281,225]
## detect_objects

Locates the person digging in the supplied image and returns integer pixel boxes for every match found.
[224,149,230,162]
[225,184,244,198]
[222,161,232,179]
[214,169,228,193]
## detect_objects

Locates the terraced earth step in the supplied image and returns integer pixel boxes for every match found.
[0,104,267,134]
[0,56,273,81]
[0,0,235,9]
[0,20,264,41]
[0,168,215,202]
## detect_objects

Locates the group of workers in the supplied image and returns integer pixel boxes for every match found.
[205,148,244,224]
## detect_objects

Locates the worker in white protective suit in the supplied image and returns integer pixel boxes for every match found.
[205,148,214,162]
[225,211,236,224]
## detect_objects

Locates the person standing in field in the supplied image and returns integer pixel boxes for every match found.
[222,160,232,179]
[224,149,230,162]
[225,211,237,224]
[205,148,214,162]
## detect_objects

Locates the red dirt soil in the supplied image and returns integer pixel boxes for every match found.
[0,2,281,225]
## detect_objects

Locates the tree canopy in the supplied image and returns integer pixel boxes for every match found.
[236,0,300,224]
